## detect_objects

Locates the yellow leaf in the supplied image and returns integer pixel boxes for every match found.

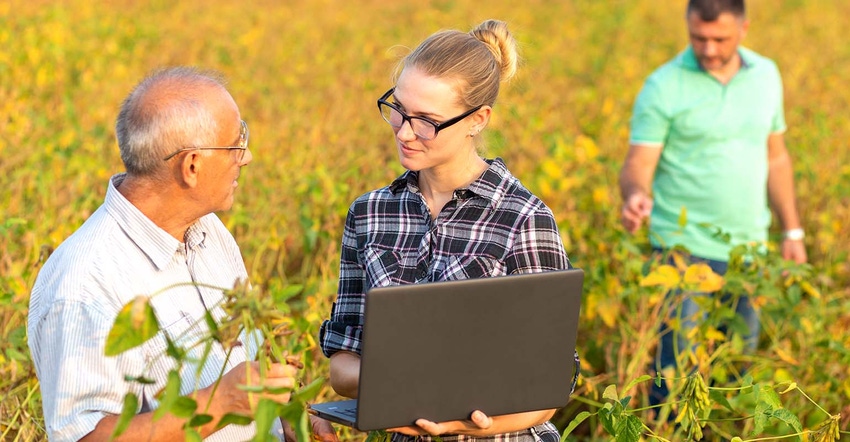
[592,186,611,205]
[678,206,688,228]
[671,252,689,272]
[540,159,561,180]
[640,265,681,290]
[774,346,800,365]
[598,302,619,328]
[778,381,797,394]
[704,327,726,342]
[602,384,619,402]
[683,263,725,292]
[801,317,815,334]
[801,281,821,299]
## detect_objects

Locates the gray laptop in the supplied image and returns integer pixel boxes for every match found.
[309,268,584,432]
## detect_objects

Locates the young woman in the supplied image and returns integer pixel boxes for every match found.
[319,19,578,442]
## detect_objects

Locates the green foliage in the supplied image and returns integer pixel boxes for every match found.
[110,393,139,440]
[103,282,323,441]
[105,295,161,356]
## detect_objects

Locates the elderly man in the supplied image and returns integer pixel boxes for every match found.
[28,67,336,442]
[619,0,807,407]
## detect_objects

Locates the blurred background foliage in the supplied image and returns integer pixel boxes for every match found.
[1,0,848,440]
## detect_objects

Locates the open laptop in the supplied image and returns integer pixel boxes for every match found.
[309,268,584,432]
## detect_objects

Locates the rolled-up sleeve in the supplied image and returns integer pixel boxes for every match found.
[319,207,366,357]
[506,207,571,274]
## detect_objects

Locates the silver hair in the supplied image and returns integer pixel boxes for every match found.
[115,66,227,176]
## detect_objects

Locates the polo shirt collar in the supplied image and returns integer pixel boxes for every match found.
[103,174,204,270]
[388,157,509,209]
[679,45,754,72]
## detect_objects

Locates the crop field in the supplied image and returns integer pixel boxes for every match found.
[1,0,849,441]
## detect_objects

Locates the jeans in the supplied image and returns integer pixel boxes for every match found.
[649,251,760,408]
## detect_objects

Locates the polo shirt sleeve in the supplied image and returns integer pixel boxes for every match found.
[770,63,787,134]
[31,298,144,442]
[319,206,365,357]
[629,77,669,147]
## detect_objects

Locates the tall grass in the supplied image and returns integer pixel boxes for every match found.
[2,0,848,440]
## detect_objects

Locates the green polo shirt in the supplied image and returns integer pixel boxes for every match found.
[629,46,786,261]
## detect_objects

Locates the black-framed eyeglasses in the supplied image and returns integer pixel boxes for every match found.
[162,120,250,162]
[377,88,483,141]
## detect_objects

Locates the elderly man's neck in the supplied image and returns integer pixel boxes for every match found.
[116,174,202,242]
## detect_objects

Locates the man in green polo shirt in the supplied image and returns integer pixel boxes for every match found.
[618,0,808,407]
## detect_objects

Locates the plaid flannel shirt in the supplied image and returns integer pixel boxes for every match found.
[320,158,579,442]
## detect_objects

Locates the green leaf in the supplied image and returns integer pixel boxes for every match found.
[105,296,160,356]
[365,430,393,442]
[561,411,592,441]
[293,378,324,403]
[124,374,157,384]
[622,375,652,395]
[187,413,214,428]
[184,427,203,442]
[709,389,734,411]
[153,370,182,421]
[111,393,139,439]
[752,404,772,435]
[770,408,803,437]
[164,334,185,361]
[274,284,305,303]
[216,413,254,430]
[5,347,28,361]
[614,414,642,442]
[295,407,311,442]
[171,396,198,418]
[280,399,306,423]
[254,398,282,439]
[597,403,617,435]
[758,384,782,408]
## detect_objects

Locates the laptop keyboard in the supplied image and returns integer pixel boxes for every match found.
[339,406,358,417]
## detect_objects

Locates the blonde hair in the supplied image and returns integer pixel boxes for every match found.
[394,19,519,109]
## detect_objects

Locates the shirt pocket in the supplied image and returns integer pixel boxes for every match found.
[363,246,402,288]
[440,254,504,281]
[146,309,210,365]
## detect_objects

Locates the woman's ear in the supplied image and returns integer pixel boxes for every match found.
[470,105,492,134]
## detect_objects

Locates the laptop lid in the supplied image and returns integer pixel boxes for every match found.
[311,268,583,431]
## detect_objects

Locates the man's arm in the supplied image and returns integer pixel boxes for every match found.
[79,361,297,441]
[766,132,807,263]
[619,144,663,233]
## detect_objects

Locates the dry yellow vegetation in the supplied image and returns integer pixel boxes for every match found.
[2,1,849,440]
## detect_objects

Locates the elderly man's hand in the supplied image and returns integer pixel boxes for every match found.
[282,415,339,442]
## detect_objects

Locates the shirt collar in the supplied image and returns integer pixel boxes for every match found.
[679,45,754,72]
[103,174,205,270]
[388,157,511,208]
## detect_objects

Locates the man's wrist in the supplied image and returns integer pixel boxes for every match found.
[783,228,805,241]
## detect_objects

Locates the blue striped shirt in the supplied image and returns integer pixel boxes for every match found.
[27,174,282,441]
